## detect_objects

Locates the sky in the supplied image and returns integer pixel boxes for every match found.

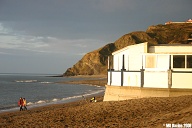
[0,0,191,74]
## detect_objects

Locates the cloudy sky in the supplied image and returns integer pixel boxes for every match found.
[0,0,191,74]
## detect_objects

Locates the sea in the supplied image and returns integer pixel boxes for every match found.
[0,73,105,113]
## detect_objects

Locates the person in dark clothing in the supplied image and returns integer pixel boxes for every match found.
[90,97,96,102]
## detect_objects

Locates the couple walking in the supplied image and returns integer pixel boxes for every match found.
[18,97,27,111]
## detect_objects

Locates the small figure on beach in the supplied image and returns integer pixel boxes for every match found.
[23,98,27,110]
[82,95,87,102]
[90,97,97,102]
[18,97,23,111]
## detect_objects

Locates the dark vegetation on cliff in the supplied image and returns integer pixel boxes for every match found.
[63,23,192,76]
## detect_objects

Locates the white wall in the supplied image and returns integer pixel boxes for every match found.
[123,72,141,87]
[112,43,148,71]
[149,45,192,54]
[113,50,128,70]
[144,71,169,88]
[172,73,192,89]
[111,72,121,86]
[107,72,110,85]
[128,43,147,70]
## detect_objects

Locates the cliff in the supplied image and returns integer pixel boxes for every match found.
[63,23,192,76]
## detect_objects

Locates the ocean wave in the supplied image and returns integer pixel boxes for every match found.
[52,98,58,102]
[15,80,37,83]
[39,81,53,84]
[62,90,104,101]
[35,100,46,104]
[15,80,53,84]
[27,102,33,106]
[83,90,104,96]
[26,101,46,106]
[24,100,47,107]
[62,95,82,101]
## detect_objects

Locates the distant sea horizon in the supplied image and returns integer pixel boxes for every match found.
[0,72,63,76]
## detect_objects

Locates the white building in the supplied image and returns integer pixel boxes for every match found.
[107,42,192,89]
[104,42,192,101]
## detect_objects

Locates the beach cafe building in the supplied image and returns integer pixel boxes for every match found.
[104,42,192,101]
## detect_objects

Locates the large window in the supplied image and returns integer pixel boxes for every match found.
[173,55,192,68]
[173,55,185,68]
[145,55,169,69]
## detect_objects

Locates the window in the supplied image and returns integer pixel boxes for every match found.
[187,55,192,68]
[145,55,156,68]
[157,55,169,69]
[173,55,185,68]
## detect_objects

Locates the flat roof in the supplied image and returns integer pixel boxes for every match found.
[152,44,192,46]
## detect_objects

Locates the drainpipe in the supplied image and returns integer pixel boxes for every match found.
[140,55,144,87]
[121,55,126,86]
[109,55,114,86]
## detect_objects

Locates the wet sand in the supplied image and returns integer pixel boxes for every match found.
[60,75,107,86]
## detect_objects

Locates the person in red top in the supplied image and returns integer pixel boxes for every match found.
[18,97,23,111]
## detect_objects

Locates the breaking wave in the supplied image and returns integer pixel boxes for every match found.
[15,80,37,83]
[27,90,104,107]
[15,80,53,84]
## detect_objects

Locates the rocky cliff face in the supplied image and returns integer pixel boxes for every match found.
[63,23,192,76]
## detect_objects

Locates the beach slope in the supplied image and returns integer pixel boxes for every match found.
[0,95,192,127]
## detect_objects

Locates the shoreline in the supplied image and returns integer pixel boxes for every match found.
[60,75,107,86]
[0,90,105,114]
[0,75,105,114]
[0,94,104,114]
[0,95,192,127]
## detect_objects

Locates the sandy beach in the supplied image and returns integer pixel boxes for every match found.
[0,95,192,128]
[0,76,192,128]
